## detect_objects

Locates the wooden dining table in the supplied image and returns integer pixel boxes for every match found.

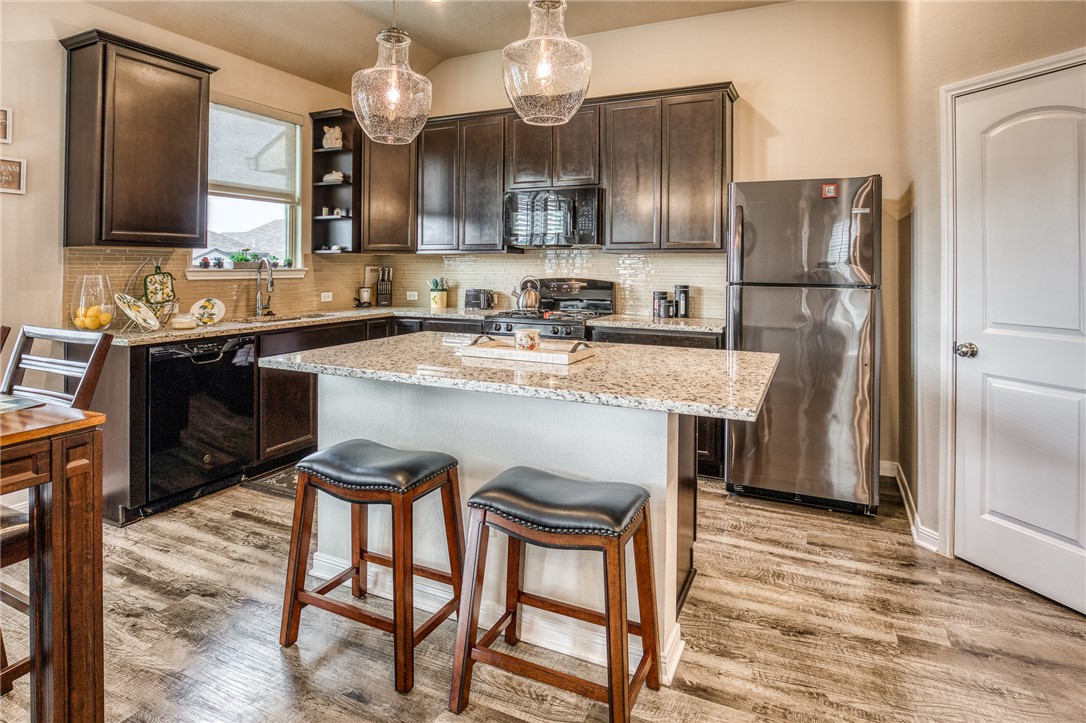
[1,402,105,722]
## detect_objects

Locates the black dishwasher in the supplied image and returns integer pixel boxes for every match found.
[147,336,256,506]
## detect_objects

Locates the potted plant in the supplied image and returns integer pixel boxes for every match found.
[212,257,225,269]
[198,257,211,269]
[283,257,294,269]
[229,249,261,269]
[270,256,280,268]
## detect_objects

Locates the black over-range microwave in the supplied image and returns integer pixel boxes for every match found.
[503,187,601,248]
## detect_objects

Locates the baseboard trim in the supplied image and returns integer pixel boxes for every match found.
[312,551,683,685]
[881,460,940,554]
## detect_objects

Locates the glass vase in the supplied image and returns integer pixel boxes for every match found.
[70,274,115,331]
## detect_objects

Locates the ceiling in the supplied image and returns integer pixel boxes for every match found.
[90,0,786,92]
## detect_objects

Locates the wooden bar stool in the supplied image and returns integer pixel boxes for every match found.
[449,467,661,723]
[280,438,465,694]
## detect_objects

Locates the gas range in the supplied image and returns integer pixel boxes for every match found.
[484,278,615,340]
[483,310,606,340]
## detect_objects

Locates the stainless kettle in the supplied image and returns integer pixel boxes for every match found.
[512,276,541,310]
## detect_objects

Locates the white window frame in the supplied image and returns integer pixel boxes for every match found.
[188,96,306,279]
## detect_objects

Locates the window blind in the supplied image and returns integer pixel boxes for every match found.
[208,102,299,203]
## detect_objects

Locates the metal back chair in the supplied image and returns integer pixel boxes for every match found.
[0,325,113,409]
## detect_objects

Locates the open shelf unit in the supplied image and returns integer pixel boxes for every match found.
[310,109,362,253]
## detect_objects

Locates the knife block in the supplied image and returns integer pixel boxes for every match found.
[377,281,392,307]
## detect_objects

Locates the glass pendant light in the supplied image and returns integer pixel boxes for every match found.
[351,1,431,145]
[502,0,591,126]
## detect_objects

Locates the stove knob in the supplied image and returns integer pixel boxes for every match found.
[551,326,560,335]
[563,327,573,336]
[492,323,502,332]
[505,323,513,332]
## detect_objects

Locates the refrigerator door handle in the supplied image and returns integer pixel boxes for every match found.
[726,285,742,351]
[727,202,744,283]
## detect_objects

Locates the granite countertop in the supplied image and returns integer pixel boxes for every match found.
[586,314,726,334]
[107,307,490,346]
[260,332,776,421]
[107,308,726,346]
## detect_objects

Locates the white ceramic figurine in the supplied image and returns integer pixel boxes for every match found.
[322,125,343,149]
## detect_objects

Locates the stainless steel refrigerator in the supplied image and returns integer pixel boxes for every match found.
[725,176,881,514]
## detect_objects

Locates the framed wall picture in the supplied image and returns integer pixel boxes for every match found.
[0,107,10,143]
[0,157,26,194]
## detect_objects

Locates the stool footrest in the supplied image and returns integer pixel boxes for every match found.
[413,597,460,647]
[479,610,514,650]
[362,551,454,586]
[518,591,643,638]
[297,590,395,633]
[470,646,609,704]
[312,567,357,597]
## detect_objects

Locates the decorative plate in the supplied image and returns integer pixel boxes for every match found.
[189,297,225,326]
[115,293,160,331]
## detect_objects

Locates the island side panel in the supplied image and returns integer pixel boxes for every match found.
[312,374,684,679]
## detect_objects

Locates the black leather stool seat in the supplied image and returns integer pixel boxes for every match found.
[0,504,29,545]
[297,439,458,493]
[467,466,649,537]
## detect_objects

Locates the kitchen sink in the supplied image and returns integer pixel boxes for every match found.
[231,312,338,324]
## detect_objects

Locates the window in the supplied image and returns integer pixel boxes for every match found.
[197,102,301,265]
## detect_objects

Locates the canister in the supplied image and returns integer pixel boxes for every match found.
[659,300,675,318]
[653,291,669,317]
[674,285,690,318]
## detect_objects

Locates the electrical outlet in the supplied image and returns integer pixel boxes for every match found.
[320,292,333,302]
[406,291,419,301]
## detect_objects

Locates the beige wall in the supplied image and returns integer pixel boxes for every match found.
[428,1,904,463]
[0,0,350,352]
[898,1,1086,540]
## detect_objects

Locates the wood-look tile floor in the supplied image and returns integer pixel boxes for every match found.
[2,478,1084,722]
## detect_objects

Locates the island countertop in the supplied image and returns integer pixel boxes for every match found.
[260,331,777,421]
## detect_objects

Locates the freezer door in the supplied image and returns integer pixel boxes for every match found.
[725,285,879,505]
[727,176,881,286]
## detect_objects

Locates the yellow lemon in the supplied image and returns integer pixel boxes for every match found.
[98,312,113,326]
[83,316,101,330]
[85,305,101,318]
[73,314,87,329]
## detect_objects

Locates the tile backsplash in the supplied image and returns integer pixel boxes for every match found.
[65,248,727,323]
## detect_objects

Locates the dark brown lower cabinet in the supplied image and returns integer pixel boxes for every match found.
[257,323,370,459]
[393,318,423,335]
[588,326,725,477]
[420,319,483,334]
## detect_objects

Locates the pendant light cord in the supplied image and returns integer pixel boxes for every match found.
[392,0,397,30]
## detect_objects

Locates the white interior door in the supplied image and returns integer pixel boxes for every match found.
[954,62,1086,614]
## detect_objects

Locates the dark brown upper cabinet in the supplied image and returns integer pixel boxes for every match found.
[601,98,662,251]
[62,30,217,248]
[505,106,600,189]
[416,115,505,254]
[362,137,417,253]
[601,85,736,252]
[417,121,459,252]
[459,116,505,252]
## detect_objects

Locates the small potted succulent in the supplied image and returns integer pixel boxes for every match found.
[229,249,261,269]
[212,257,226,269]
[198,257,211,269]
[270,256,280,268]
[283,257,294,269]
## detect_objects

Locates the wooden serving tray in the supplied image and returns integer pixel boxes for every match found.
[459,337,597,365]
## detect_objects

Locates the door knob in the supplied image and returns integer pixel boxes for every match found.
[955,342,979,358]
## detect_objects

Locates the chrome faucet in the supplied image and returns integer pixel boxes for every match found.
[255,258,275,317]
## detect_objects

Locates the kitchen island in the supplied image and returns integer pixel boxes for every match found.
[260,332,776,684]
